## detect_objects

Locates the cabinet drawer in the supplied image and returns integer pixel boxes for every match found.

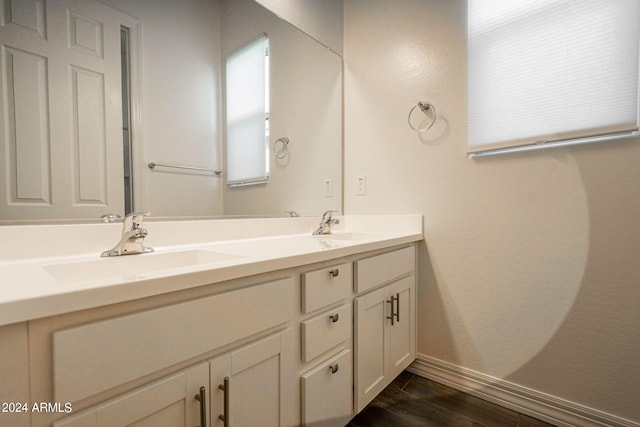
[53,277,294,403]
[301,349,352,427]
[355,246,415,293]
[301,304,351,362]
[302,262,352,313]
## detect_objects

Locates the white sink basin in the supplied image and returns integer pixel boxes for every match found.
[43,250,242,283]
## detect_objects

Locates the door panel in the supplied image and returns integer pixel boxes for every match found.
[1,0,47,39]
[232,355,280,427]
[71,65,108,204]
[388,275,416,378]
[210,332,284,427]
[354,286,388,412]
[2,46,51,206]
[0,0,127,219]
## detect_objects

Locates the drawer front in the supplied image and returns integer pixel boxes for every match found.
[302,262,352,313]
[355,246,415,293]
[301,304,351,362]
[301,349,353,427]
[53,277,294,403]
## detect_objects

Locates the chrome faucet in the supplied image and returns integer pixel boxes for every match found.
[312,210,340,235]
[101,211,154,257]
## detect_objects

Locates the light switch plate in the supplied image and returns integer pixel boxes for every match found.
[323,178,333,197]
[356,176,367,196]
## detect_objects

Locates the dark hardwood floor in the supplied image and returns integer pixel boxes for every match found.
[347,372,557,427]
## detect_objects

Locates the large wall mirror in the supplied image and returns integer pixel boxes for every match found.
[0,0,342,223]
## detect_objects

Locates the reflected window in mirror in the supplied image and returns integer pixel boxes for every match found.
[225,34,270,187]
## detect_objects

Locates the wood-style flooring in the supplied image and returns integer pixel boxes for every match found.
[347,372,557,427]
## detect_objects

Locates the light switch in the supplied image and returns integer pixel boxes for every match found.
[356,176,367,196]
[323,178,333,197]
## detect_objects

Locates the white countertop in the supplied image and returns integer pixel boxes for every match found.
[0,215,422,326]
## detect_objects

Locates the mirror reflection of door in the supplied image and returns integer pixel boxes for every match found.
[0,0,134,220]
[121,26,133,215]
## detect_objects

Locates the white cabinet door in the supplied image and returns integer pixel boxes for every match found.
[354,275,416,412]
[0,0,127,220]
[354,286,389,412]
[387,275,416,380]
[210,331,288,427]
[54,363,209,427]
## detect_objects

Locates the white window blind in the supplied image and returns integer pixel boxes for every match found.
[226,34,270,185]
[468,0,640,156]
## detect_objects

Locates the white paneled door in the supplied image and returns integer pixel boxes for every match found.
[0,0,127,219]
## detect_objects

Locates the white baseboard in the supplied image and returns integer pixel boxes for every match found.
[409,354,638,427]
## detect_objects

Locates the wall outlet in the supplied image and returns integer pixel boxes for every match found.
[356,175,367,196]
[323,178,333,197]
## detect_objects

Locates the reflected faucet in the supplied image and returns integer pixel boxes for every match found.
[101,212,154,257]
[312,210,340,235]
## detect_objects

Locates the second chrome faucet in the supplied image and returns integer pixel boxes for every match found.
[312,210,340,235]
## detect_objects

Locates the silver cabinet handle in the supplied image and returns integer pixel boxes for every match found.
[387,294,398,326]
[329,363,339,374]
[218,377,230,427]
[329,313,339,323]
[329,268,340,277]
[194,386,206,427]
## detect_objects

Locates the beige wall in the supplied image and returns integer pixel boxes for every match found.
[255,0,344,55]
[99,0,224,217]
[344,0,640,423]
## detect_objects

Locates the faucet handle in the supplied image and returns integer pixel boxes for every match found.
[321,210,338,221]
[123,211,150,231]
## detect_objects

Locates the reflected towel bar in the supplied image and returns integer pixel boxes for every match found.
[148,162,222,176]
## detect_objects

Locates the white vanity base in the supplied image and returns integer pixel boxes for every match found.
[0,215,422,427]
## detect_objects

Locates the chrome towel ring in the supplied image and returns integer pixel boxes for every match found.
[408,101,437,132]
[274,137,290,159]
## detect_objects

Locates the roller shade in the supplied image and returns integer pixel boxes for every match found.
[468,0,640,155]
[226,34,270,185]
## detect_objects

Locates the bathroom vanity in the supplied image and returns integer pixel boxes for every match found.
[0,215,422,427]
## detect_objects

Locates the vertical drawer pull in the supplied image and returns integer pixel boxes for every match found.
[387,295,397,326]
[194,386,206,427]
[395,292,400,322]
[329,363,339,374]
[218,377,230,427]
[329,268,340,277]
[329,313,339,323]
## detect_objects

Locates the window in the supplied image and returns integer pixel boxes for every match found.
[225,34,270,185]
[468,0,640,156]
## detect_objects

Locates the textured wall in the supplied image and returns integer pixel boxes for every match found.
[344,0,640,422]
